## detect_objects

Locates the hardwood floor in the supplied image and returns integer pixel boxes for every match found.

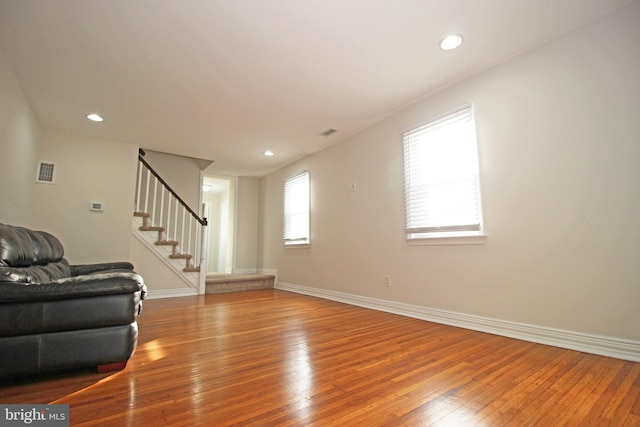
[1,289,639,426]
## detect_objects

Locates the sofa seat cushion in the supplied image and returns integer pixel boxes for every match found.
[0,292,142,337]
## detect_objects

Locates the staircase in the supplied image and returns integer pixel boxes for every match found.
[134,212,200,273]
[134,151,208,293]
[133,151,276,296]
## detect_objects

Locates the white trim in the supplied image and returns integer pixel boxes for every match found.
[198,223,208,295]
[145,287,198,299]
[275,282,640,362]
[408,234,487,246]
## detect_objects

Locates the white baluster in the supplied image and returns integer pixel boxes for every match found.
[199,223,208,294]
[144,169,151,214]
[174,202,179,242]
[180,210,186,254]
[135,160,143,212]
[187,215,193,261]
[165,197,171,241]
[159,187,165,230]
[151,177,158,225]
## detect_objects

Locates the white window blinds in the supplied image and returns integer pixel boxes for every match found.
[283,171,310,245]
[403,105,483,237]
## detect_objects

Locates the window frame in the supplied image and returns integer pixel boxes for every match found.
[282,171,310,247]
[402,104,486,246]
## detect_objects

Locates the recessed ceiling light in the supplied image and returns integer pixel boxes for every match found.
[440,34,463,51]
[87,113,104,122]
[263,150,274,157]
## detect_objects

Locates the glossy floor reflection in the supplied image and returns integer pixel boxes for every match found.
[1,290,638,426]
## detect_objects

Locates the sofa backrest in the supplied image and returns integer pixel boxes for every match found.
[0,223,71,283]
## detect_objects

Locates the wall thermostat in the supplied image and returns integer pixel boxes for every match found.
[90,202,104,212]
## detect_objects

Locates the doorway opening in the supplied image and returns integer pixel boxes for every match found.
[202,176,235,274]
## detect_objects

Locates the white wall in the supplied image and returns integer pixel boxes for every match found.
[235,176,260,272]
[0,46,41,225]
[203,191,222,272]
[130,236,194,296]
[32,130,138,263]
[260,4,640,342]
[1,44,145,270]
[143,150,202,212]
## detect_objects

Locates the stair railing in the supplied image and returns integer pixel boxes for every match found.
[134,151,208,294]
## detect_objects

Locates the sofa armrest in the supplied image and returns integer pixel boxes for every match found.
[0,271,146,303]
[70,262,134,276]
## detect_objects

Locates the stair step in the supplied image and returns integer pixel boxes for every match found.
[133,211,197,285]
[139,226,164,232]
[205,274,275,294]
[155,240,179,246]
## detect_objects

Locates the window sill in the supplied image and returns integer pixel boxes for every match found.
[284,242,310,248]
[407,233,487,246]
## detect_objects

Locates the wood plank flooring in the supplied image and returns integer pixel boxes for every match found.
[1,289,639,426]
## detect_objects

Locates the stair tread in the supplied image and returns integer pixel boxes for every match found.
[133,211,199,279]
[139,226,164,231]
[155,240,179,245]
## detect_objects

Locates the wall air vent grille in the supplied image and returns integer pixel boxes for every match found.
[36,161,56,184]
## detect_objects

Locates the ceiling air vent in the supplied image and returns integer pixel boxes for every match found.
[319,128,338,137]
[36,161,56,184]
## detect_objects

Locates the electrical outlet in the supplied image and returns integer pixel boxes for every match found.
[384,275,391,287]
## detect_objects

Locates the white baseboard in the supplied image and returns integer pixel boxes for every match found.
[275,282,640,362]
[145,287,198,299]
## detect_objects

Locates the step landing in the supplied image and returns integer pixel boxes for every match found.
[205,273,275,294]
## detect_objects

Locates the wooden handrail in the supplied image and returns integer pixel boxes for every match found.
[138,154,207,226]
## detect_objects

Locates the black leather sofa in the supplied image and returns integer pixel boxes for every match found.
[0,223,146,379]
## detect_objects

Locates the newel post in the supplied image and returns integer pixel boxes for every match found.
[198,221,208,295]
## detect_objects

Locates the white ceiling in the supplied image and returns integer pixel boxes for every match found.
[0,0,634,176]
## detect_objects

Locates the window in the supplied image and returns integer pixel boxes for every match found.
[283,171,310,246]
[402,104,485,243]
